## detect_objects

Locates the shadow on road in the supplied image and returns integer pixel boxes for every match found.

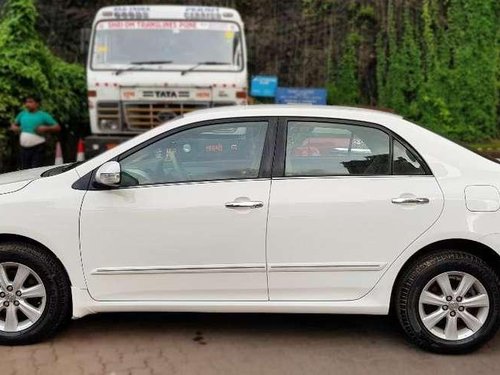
[73,311,398,334]
[63,311,499,352]
[3,312,500,374]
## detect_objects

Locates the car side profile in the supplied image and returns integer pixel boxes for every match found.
[0,105,499,353]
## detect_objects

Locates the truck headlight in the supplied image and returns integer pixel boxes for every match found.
[97,102,121,131]
[99,119,120,131]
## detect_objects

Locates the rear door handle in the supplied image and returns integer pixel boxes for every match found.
[392,197,430,204]
[225,201,264,209]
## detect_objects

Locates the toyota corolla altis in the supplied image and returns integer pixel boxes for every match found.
[0,105,499,353]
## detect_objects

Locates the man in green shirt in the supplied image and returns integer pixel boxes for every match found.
[10,95,61,169]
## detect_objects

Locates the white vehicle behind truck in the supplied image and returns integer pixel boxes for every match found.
[86,5,248,157]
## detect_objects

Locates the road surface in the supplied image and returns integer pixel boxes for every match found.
[1,312,499,374]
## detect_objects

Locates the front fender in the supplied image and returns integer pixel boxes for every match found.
[0,170,87,289]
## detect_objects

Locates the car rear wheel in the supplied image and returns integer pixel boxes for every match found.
[0,242,71,345]
[396,250,500,353]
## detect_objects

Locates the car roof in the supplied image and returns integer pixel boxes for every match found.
[76,104,500,181]
[182,104,403,121]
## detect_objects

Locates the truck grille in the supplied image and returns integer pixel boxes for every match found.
[97,102,120,122]
[124,102,209,131]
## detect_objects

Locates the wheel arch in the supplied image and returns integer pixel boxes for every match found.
[390,238,500,312]
[0,233,73,287]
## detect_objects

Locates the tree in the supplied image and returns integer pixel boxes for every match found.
[443,0,498,141]
[0,0,87,170]
[328,32,360,105]
[376,0,498,142]
[0,0,498,152]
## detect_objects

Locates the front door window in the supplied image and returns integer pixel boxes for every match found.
[120,121,269,186]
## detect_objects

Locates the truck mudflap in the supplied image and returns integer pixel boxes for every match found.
[84,135,133,159]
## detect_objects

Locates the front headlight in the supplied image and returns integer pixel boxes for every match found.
[99,119,120,131]
[97,102,121,131]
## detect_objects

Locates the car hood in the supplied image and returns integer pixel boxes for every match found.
[0,166,56,194]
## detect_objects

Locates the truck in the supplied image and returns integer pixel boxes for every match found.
[85,5,248,158]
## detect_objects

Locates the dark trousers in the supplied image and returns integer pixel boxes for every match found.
[20,143,45,170]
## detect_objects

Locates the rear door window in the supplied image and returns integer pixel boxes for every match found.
[392,140,426,175]
[285,121,390,176]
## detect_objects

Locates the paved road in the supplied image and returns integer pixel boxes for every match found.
[1,312,499,375]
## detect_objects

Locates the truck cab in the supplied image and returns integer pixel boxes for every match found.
[86,5,248,157]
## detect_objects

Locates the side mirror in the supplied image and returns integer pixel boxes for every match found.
[95,161,121,187]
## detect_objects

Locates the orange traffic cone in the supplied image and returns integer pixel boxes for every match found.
[55,141,63,165]
[76,139,85,162]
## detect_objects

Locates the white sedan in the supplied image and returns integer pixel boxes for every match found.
[0,105,499,353]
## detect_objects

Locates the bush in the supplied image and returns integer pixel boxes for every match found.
[0,0,87,170]
[376,0,498,142]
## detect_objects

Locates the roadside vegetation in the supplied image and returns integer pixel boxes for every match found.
[0,0,499,169]
[318,0,499,143]
[0,0,86,170]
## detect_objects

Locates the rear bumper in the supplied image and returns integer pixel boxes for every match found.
[84,135,133,158]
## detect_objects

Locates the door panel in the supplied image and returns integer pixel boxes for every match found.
[267,119,443,301]
[267,177,443,300]
[81,180,270,300]
[80,119,274,301]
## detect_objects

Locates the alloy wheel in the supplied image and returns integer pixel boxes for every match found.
[418,271,490,341]
[0,262,47,333]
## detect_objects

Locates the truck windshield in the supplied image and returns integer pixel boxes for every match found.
[91,20,243,71]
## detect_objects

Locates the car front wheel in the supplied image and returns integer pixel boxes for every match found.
[396,250,500,353]
[0,242,71,345]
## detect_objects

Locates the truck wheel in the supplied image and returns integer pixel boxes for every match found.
[0,242,71,345]
[395,250,500,353]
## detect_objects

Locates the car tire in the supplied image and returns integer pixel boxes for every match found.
[395,250,500,354]
[0,241,71,345]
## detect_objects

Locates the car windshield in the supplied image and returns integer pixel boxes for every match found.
[91,20,243,70]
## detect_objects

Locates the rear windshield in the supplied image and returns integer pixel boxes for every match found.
[406,119,500,164]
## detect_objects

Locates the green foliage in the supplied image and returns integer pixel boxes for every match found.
[0,0,87,132]
[328,32,360,105]
[377,0,498,142]
[0,127,8,170]
[326,2,377,106]
[302,0,336,15]
[357,4,375,21]
[0,0,497,152]
[379,5,424,118]
[417,0,447,132]
[377,0,399,108]
[443,0,498,141]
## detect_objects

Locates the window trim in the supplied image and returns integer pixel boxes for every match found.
[392,139,426,176]
[78,116,278,191]
[273,117,432,178]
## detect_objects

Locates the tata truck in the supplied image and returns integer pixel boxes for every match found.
[86,5,248,157]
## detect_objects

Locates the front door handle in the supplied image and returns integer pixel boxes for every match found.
[225,201,264,209]
[392,197,430,204]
